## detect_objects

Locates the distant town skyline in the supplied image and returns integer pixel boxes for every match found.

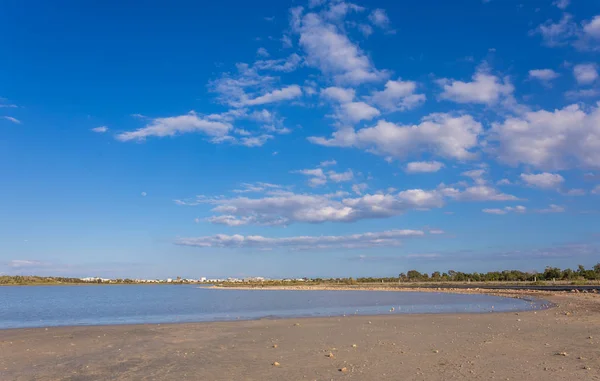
[2,0,600,279]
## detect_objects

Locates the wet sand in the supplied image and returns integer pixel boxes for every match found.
[1,290,599,381]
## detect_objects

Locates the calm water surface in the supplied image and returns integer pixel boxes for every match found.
[0,285,548,329]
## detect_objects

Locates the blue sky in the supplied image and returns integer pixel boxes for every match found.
[1,0,600,279]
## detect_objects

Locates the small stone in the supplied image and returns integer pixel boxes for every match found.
[352,344,357,348]
[555,352,568,356]
[433,350,439,353]
[272,344,278,348]
[583,366,591,370]
[294,323,301,326]
[339,367,348,372]
[273,362,280,367]
[326,352,335,358]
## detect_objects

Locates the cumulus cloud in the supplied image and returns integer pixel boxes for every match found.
[573,63,598,85]
[583,15,600,40]
[368,79,426,112]
[309,113,482,161]
[488,103,600,170]
[405,161,444,173]
[91,126,108,133]
[336,102,380,123]
[292,9,387,84]
[520,173,565,189]
[529,69,560,83]
[175,228,427,250]
[179,180,517,226]
[321,87,356,103]
[116,112,231,141]
[437,68,514,105]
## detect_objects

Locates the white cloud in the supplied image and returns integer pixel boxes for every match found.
[321,86,380,123]
[2,116,21,124]
[573,63,598,85]
[292,10,387,84]
[254,53,302,72]
[9,260,48,268]
[232,182,282,194]
[321,87,356,103]
[530,14,578,47]
[564,188,586,196]
[175,228,426,250]
[529,69,560,82]
[482,208,507,215]
[483,205,526,215]
[327,169,353,182]
[553,0,570,10]
[368,9,391,29]
[536,204,566,213]
[309,113,482,161]
[583,15,600,39]
[352,183,368,195]
[319,159,337,167]
[337,102,380,123]
[293,166,353,186]
[91,126,108,133]
[368,79,426,111]
[488,103,600,170]
[565,88,600,99]
[116,111,231,141]
[205,215,256,226]
[256,47,269,57]
[182,181,517,226]
[238,134,273,147]
[438,68,514,105]
[358,23,373,37]
[241,85,303,106]
[591,185,600,195]
[324,1,365,21]
[520,173,565,189]
[449,185,519,202]
[405,161,444,173]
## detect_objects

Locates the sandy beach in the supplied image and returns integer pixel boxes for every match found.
[1,290,599,381]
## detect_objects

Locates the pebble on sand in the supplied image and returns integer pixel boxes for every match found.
[555,352,568,356]
[352,344,357,348]
[273,362,280,367]
[326,352,335,358]
[272,344,278,348]
[339,367,348,372]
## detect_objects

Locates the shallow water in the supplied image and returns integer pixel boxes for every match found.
[0,285,548,329]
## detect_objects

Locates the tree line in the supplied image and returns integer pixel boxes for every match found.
[313,264,600,284]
